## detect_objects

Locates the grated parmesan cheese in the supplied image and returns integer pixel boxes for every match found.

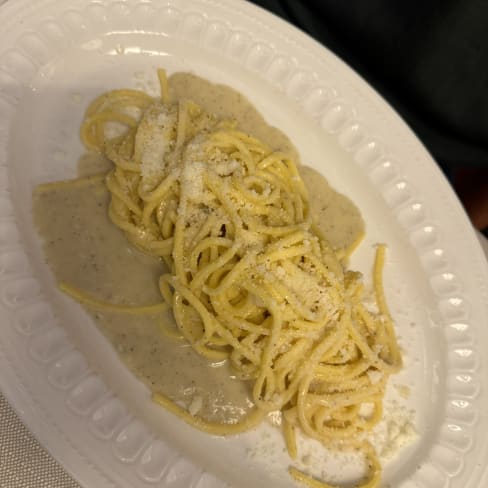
[181,160,207,201]
[372,400,418,461]
[138,104,178,181]
[366,369,383,385]
[188,395,203,416]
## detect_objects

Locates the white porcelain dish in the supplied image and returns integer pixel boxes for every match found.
[1,1,487,487]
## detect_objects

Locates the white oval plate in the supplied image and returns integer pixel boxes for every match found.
[1,1,487,487]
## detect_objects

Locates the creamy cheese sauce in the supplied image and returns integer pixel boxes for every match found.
[33,72,364,424]
[299,166,364,253]
[167,72,300,162]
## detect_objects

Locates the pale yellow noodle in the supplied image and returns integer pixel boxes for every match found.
[58,282,168,315]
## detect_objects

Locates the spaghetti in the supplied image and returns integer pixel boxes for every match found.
[76,69,402,488]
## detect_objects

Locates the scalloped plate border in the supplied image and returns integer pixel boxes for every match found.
[0,1,487,487]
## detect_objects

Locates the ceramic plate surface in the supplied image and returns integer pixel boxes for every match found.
[1,1,487,487]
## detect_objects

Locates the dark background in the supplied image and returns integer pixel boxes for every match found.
[248,0,488,233]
